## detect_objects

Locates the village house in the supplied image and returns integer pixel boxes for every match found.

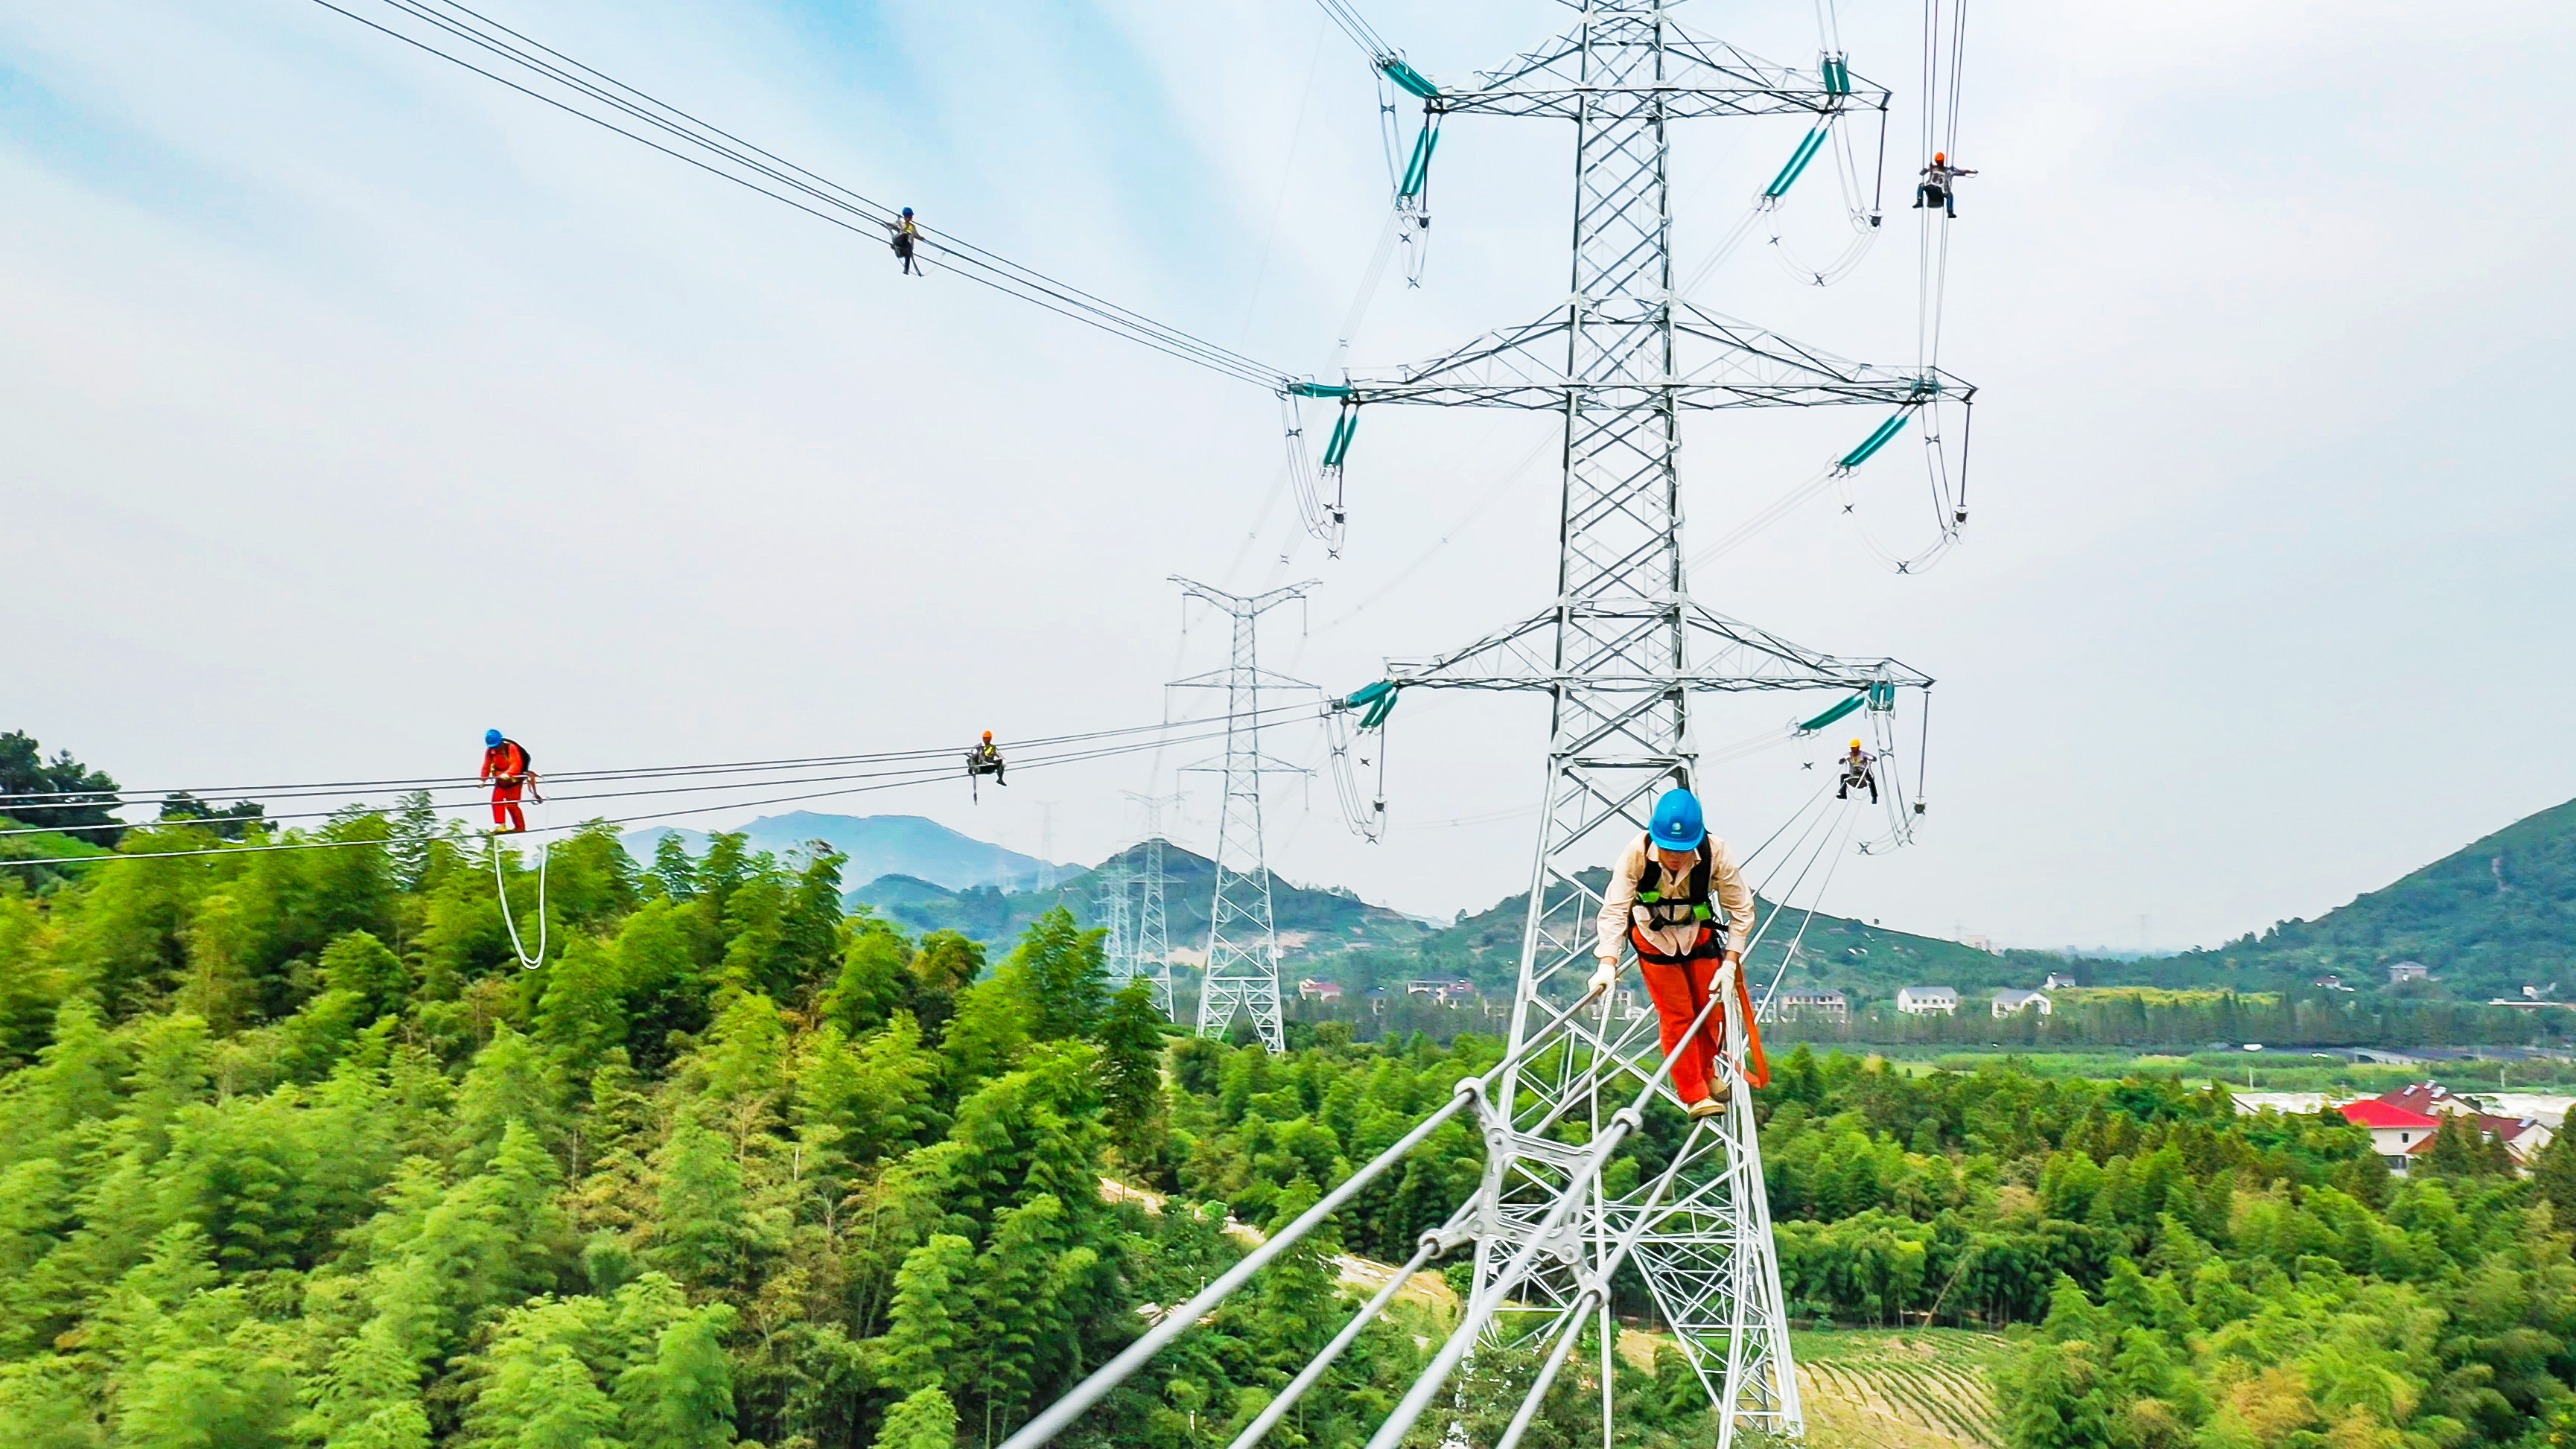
[1767,989,1849,1024]
[2373,1083,2557,1166]
[1991,988,2053,1018]
[1895,987,1959,1016]
[2338,1099,2443,1171]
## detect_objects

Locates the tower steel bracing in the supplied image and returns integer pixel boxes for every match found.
[1169,577,1319,1054]
[1093,858,1136,993]
[999,9,1976,1449]
[1120,790,1181,1017]
[1309,7,1965,1445]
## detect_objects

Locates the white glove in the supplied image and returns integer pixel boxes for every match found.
[1588,961,1618,999]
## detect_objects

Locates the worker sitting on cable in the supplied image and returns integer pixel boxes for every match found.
[480,729,538,834]
[1837,739,1878,803]
[967,730,1006,786]
[889,207,920,275]
[1914,153,1974,217]
[1589,788,1758,1118]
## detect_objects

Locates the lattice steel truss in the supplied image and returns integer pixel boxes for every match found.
[1094,858,1136,994]
[1333,6,1965,1444]
[1170,577,1319,1054]
[1120,791,1180,1016]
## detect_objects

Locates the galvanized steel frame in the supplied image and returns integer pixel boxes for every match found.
[1342,4,1966,1444]
[1170,577,1320,1054]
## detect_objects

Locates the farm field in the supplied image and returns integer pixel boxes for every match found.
[1791,1328,2009,1449]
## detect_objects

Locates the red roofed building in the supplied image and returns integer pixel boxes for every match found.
[2476,1113,2554,1167]
[2377,1082,2472,1118]
[2338,1099,2443,1170]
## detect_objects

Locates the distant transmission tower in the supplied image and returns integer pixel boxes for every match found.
[1093,856,1133,987]
[1303,9,1967,1442]
[1169,577,1317,1054]
[1120,790,1183,1016]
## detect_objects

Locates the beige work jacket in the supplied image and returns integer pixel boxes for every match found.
[1594,831,1757,965]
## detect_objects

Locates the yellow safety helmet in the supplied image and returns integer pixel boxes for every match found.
[1849,739,1863,750]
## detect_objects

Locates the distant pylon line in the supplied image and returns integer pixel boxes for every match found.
[1121,790,1183,1016]
[1169,576,1319,1053]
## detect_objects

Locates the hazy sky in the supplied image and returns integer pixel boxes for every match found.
[9,0,2574,949]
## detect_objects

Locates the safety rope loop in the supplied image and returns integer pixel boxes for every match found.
[490,827,552,969]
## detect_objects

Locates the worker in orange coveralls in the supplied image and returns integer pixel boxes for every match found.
[480,729,538,834]
[1588,788,1765,1117]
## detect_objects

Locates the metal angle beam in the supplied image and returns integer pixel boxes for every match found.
[1322,4,1960,1445]
[1439,17,1889,121]
[1168,576,1320,1054]
[1381,603,1933,695]
[1337,304,1968,411]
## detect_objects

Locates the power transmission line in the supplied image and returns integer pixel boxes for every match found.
[0,702,1318,809]
[0,719,1268,867]
[313,0,1292,389]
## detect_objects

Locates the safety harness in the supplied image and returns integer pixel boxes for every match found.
[1628,836,1726,965]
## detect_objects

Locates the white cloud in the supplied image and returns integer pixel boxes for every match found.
[6,0,2572,946]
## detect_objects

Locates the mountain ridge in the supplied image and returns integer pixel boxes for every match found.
[622,812,1070,892]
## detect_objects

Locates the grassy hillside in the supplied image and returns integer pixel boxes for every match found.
[625,812,1066,891]
[847,838,1436,964]
[2134,794,2576,999]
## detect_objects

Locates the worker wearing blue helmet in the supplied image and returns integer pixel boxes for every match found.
[479,728,536,833]
[1589,787,1756,1116]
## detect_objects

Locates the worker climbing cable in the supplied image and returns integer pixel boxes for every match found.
[1836,739,1879,803]
[966,730,1007,790]
[888,206,920,275]
[1913,151,1974,217]
[480,729,539,834]
[1588,789,1761,1117]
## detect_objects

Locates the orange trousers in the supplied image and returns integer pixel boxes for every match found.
[489,780,526,832]
[1637,954,1769,1105]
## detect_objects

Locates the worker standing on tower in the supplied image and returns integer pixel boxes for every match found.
[1837,739,1878,803]
[1589,789,1759,1116]
[1914,153,1974,217]
[480,729,538,834]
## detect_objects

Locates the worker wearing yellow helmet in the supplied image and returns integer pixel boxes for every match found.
[1838,739,1877,803]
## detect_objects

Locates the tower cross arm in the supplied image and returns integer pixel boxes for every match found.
[1338,304,1973,412]
[1374,603,1932,694]
[1435,21,1889,120]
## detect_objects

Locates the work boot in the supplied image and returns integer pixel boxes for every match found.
[1688,1096,1726,1119]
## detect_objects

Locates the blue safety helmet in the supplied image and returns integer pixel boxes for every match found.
[1648,789,1705,853]
[485,729,503,747]
[901,206,914,217]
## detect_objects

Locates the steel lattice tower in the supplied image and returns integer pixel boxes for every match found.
[1093,858,1135,990]
[1304,8,1968,1442]
[1170,576,1318,1054]
[1121,790,1181,1016]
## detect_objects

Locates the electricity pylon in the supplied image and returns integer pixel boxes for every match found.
[994,13,1983,1449]
[1169,577,1317,1054]
[1120,789,1183,1016]
[1093,857,1134,990]
[1303,10,1968,1443]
